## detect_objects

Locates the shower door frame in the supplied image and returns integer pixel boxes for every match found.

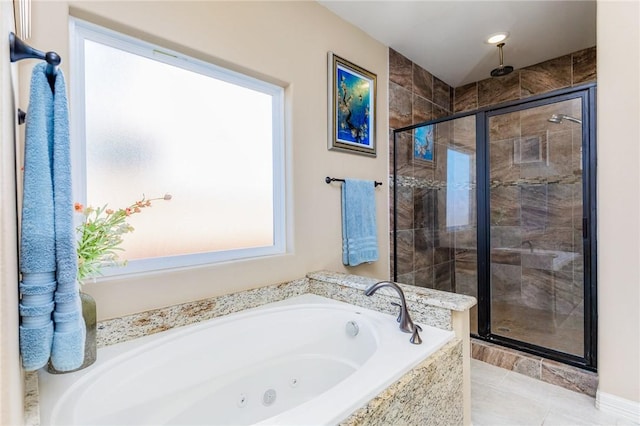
[392,83,597,371]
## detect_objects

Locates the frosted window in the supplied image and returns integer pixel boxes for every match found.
[72,20,285,275]
[446,149,472,228]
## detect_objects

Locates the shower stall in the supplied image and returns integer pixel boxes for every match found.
[391,84,597,369]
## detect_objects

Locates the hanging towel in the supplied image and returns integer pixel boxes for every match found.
[19,63,85,372]
[49,67,85,372]
[20,63,57,371]
[341,179,379,266]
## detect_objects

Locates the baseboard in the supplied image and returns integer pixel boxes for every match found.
[596,390,640,423]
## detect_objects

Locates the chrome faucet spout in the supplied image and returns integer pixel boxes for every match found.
[521,240,533,253]
[364,281,421,344]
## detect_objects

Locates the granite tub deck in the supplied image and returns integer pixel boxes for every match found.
[27,271,476,426]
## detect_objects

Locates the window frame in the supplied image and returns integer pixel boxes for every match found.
[69,18,287,277]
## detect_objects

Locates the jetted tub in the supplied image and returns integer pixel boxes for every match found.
[38,294,454,425]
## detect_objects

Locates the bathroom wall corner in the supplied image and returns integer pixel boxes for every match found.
[1,1,25,424]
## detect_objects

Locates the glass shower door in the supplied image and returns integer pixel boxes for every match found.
[488,97,585,357]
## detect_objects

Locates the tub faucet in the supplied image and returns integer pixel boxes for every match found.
[521,240,533,253]
[364,281,422,344]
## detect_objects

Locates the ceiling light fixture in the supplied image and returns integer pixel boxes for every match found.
[486,32,509,44]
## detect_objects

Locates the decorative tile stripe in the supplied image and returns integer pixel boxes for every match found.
[391,173,580,191]
[391,175,447,190]
[490,173,581,188]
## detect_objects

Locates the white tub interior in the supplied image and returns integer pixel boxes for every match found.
[38,294,454,425]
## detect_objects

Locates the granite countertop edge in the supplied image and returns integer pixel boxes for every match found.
[307,270,477,312]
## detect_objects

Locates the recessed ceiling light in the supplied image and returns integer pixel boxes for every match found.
[486,32,509,44]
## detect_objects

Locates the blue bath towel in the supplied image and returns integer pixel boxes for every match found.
[49,68,85,372]
[19,63,85,372]
[20,63,57,370]
[341,179,379,266]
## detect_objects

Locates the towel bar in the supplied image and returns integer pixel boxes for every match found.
[9,32,60,93]
[325,176,383,187]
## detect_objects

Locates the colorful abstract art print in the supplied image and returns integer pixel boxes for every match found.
[414,124,434,162]
[328,53,377,157]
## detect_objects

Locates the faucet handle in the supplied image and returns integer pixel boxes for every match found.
[410,324,423,345]
[390,302,402,323]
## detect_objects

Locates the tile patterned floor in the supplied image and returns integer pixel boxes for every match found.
[471,359,639,426]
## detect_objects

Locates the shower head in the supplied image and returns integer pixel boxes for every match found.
[490,43,514,77]
[548,114,582,124]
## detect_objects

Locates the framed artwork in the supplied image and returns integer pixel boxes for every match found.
[328,52,377,157]
[414,124,435,163]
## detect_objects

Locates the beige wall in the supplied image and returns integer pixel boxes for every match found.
[596,0,640,404]
[5,2,389,420]
[19,1,390,321]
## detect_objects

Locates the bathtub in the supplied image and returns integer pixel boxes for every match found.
[38,293,455,425]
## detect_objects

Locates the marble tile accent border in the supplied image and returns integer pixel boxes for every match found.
[392,174,446,190]
[490,173,581,189]
[471,338,598,397]
[343,339,463,426]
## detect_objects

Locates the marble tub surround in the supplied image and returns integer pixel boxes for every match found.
[472,339,597,397]
[31,271,474,426]
[97,271,475,347]
[308,271,475,426]
[343,339,463,426]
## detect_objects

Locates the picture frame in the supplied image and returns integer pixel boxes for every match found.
[414,124,435,164]
[328,52,377,157]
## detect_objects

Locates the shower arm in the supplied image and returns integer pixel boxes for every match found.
[497,43,505,67]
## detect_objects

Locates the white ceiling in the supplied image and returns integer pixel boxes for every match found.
[318,1,597,88]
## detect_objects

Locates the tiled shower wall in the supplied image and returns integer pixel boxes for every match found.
[453,46,596,113]
[388,48,455,287]
[388,46,598,395]
[389,46,596,293]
